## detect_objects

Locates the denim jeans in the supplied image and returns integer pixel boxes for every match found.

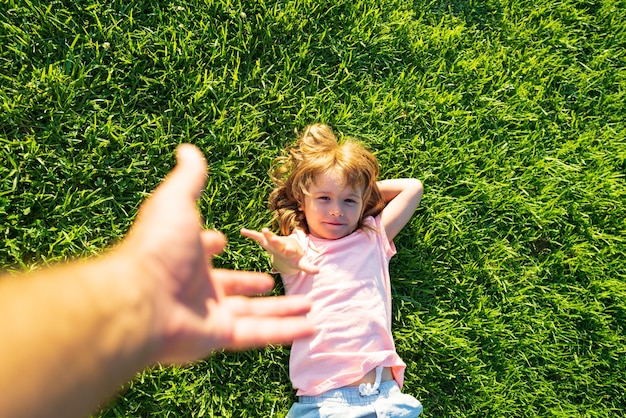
[286,381,423,418]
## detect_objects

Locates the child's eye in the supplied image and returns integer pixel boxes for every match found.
[345,199,356,204]
[318,196,330,201]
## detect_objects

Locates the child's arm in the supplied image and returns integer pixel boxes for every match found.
[377,178,424,241]
[241,228,320,275]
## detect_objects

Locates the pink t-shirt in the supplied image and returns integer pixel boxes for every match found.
[281,215,406,396]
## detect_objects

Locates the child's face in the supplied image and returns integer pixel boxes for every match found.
[299,171,364,240]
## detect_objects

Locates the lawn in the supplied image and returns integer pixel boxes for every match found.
[1,0,624,416]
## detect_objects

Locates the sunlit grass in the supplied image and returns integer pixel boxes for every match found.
[1,0,624,416]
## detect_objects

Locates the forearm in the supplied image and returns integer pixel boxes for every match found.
[0,144,315,418]
[377,178,423,203]
[0,249,155,418]
[377,178,424,240]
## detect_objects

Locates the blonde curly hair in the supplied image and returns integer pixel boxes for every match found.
[269,124,386,236]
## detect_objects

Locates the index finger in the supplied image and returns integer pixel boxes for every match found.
[240,228,266,246]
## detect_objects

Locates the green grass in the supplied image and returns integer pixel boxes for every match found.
[1,0,624,416]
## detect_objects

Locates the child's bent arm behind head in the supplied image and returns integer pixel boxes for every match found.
[377,178,424,242]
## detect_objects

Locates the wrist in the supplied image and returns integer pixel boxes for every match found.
[100,246,160,368]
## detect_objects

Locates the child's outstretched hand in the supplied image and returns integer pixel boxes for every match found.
[241,228,320,275]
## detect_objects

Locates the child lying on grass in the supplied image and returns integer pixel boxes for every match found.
[242,124,424,417]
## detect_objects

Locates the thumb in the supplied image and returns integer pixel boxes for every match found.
[298,258,320,275]
[165,144,208,201]
[131,144,207,228]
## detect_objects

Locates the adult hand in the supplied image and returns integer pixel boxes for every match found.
[122,144,313,364]
[0,144,313,418]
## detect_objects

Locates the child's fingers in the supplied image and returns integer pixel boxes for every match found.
[242,228,308,274]
[298,258,320,275]
[240,228,267,246]
[262,229,286,252]
[241,228,285,255]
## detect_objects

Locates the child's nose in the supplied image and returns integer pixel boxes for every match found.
[330,206,343,216]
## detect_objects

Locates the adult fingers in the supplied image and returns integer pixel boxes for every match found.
[168,144,208,201]
[229,317,314,350]
[224,295,314,350]
[201,230,227,257]
[225,295,311,317]
[132,144,207,228]
[211,269,275,296]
